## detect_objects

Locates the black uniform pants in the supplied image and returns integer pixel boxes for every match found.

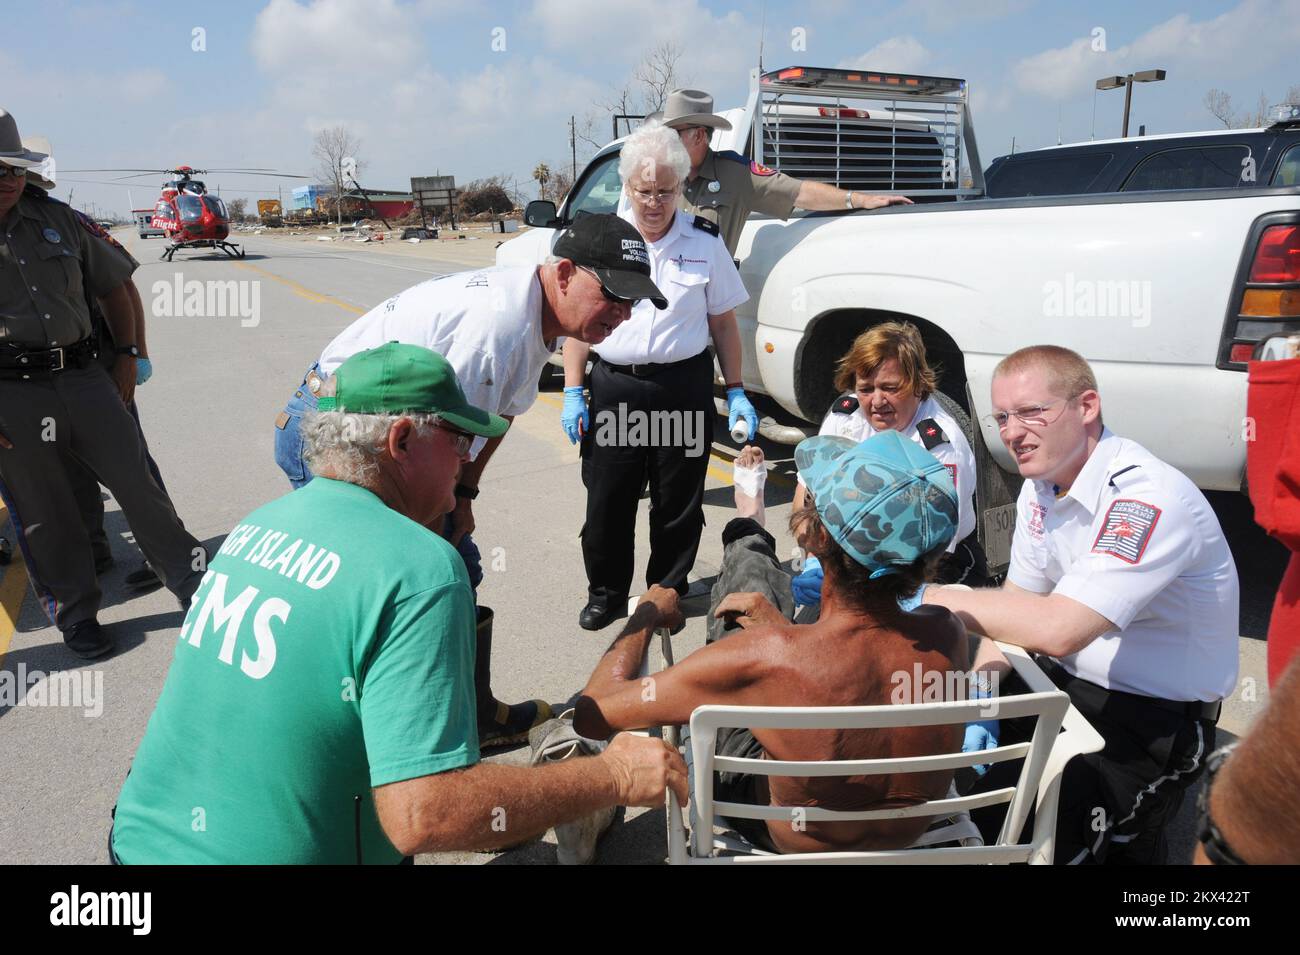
[0,366,204,630]
[969,659,1215,864]
[579,352,713,605]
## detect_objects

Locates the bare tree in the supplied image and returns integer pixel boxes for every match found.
[1205,85,1300,129]
[633,41,684,115]
[1204,88,1236,128]
[312,126,363,225]
[549,167,573,204]
[577,41,687,155]
[227,197,248,222]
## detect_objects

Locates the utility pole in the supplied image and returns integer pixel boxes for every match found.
[570,115,577,182]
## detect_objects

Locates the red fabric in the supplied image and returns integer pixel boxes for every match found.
[1247,358,1300,685]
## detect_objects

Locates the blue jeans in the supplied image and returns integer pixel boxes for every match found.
[274,364,484,591]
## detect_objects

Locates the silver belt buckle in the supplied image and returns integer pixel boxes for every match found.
[49,346,65,372]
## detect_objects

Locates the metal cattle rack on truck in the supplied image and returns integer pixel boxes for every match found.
[749,66,986,199]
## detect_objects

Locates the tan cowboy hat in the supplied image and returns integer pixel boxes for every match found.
[659,89,733,131]
[22,135,54,190]
[0,109,48,168]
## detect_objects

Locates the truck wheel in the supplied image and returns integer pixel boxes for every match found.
[930,388,1022,580]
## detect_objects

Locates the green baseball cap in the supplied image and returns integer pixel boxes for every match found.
[316,342,508,438]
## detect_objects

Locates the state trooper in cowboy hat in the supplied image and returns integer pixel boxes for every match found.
[655,88,913,256]
[0,107,205,659]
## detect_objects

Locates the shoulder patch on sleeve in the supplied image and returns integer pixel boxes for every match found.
[692,215,719,236]
[750,160,777,177]
[831,393,858,415]
[1092,499,1161,564]
[915,418,949,450]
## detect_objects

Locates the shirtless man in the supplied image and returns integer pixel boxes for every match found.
[576,431,993,853]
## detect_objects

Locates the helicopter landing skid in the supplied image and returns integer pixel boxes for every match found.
[159,239,245,262]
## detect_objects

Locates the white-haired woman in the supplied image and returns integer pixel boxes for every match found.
[562,121,757,631]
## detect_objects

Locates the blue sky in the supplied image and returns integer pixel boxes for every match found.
[5,0,1298,217]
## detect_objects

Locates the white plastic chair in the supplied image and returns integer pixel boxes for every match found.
[641,620,1103,865]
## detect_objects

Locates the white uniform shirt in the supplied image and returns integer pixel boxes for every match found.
[1008,429,1239,701]
[592,209,748,365]
[799,394,977,552]
[317,266,554,459]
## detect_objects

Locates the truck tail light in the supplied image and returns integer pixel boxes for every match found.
[1219,216,1300,370]
[1248,225,1300,282]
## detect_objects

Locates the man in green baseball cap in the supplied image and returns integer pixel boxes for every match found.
[110,343,686,864]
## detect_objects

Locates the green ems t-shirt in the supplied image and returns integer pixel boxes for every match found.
[111,478,478,864]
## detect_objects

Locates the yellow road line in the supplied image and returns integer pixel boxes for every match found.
[0,505,28,667]
[233,260,365,315]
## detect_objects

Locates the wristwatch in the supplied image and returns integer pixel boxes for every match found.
[115,344,140,358]
[844,191,857,209]
[1196,743,1247,865]
[454,483,479,501]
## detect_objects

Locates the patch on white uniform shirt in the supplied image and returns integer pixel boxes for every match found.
[944,463,957,491]
[1092,499,1161,564]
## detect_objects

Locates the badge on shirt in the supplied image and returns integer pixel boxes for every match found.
[944,463,957,491]
[1092,499,1162,564]
[707,180,721,193]
[42,227,62,244]
[750,161,776,177]
[916,418,948,450]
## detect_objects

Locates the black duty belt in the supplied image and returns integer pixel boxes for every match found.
[1039,656,1222,723]
[598,350,706,378]
[0,337,99,376]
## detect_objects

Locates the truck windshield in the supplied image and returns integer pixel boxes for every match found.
[985,153,1113,197]
[564,152,623,218]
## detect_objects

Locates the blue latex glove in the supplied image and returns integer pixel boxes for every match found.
[135,356,153,386]
[790,554,823,605]
[561,386,588,444]
[897,583,927,612]
[962,711,1000,777]
[726,387,759,440]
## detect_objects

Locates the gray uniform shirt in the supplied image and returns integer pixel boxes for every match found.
[679,149,802,256]
[0,193,135,347]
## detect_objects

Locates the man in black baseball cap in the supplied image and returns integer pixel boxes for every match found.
[271,212,667,752]
[553,213,668,309]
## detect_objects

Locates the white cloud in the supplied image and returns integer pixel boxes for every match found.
[838,36,931,74]
[250,0,425,73]
[1012,0,1300,101]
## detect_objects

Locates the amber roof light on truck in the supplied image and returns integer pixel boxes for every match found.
[763,67,966,96]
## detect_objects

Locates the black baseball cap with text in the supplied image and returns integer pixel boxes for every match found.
[552,213,668,309]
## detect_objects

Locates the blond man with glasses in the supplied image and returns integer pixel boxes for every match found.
[925,345,1240,864]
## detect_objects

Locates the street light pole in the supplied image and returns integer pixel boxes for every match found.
[1096,69,1166,138]
[1121,74,1134,138]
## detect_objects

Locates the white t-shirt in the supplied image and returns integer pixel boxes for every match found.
[317,266,554,458]
[1008,429,1240,701]
[799,394,977,552]
[592,209,748,365]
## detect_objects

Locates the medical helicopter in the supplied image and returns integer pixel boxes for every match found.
[63,165,307,260]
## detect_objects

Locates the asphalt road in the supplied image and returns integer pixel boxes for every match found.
[0,229,1285,865]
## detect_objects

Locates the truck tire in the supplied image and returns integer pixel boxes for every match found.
[930,388,1022,579]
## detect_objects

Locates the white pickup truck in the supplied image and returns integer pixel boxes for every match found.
[498,66,1300,570]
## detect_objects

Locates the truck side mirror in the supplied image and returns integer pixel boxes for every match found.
[525,200,561,228]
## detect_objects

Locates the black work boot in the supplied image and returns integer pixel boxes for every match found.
[474,606,552,751]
